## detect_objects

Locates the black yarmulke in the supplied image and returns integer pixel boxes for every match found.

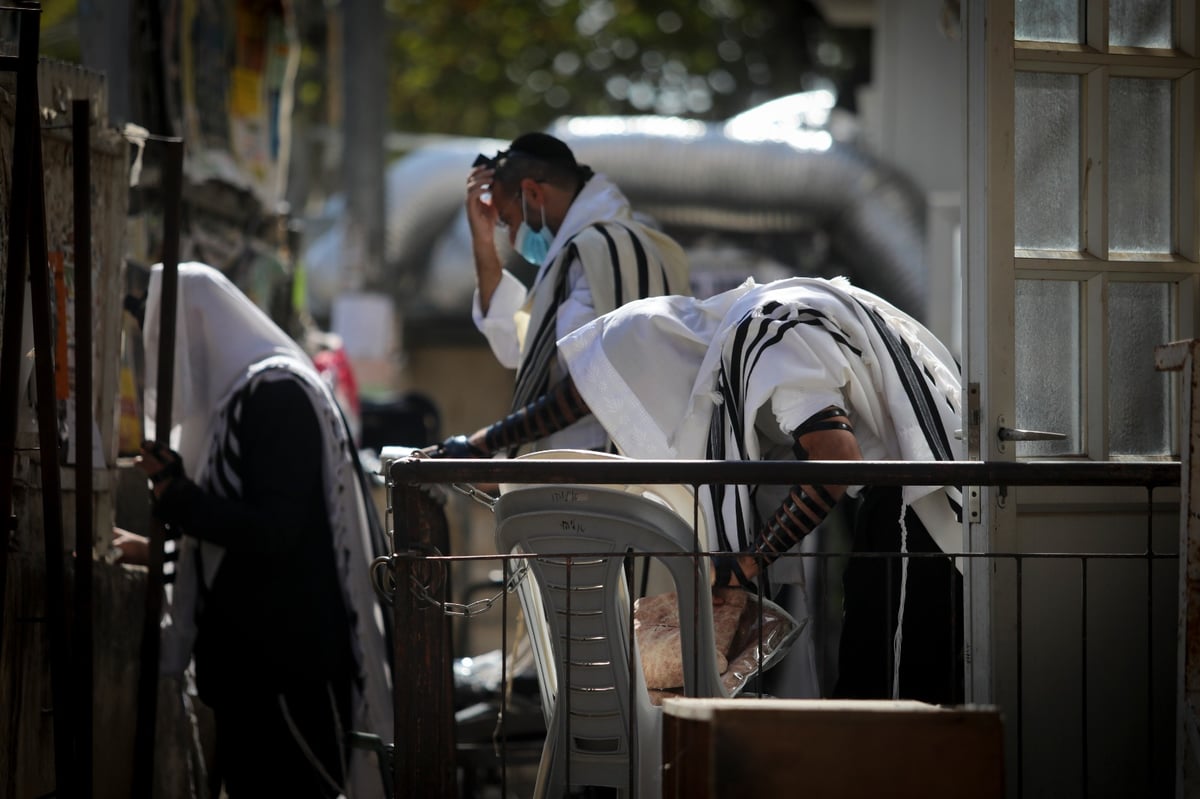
[508,132,578,168]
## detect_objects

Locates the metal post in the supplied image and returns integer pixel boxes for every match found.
[132,137,184,799]
[391,482,456,796]
[26,54,76,796]
[72,96,94,799]
[340,0,385,292]
[0,0,42,669]
[1153,339,1200,797]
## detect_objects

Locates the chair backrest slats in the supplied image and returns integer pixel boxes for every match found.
[495,483,728,798]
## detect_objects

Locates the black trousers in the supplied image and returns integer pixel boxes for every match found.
[832,486,964,705]
[212,677,352,798]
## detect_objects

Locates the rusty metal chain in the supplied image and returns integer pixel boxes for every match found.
[371,548,527,618]
[449,482,498,510]
[409,558,528,618]
[373,478,506,614]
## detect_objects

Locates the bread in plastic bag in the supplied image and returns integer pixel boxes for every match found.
[634,587,804,703]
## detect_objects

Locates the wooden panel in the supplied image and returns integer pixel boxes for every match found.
[663,698,1004,799]
[662,712,714,799]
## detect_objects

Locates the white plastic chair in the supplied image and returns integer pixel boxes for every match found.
[495,451,728,798]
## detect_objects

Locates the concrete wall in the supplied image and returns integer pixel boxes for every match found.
[861,0,964,352]
[866,0,963,197]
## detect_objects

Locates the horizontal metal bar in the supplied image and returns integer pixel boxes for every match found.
[392,458,1179,488]
[407,549,1179,563]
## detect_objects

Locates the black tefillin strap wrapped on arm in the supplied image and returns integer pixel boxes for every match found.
[436,392,857,595]
[714,406,856,590]
[433,377,591,459]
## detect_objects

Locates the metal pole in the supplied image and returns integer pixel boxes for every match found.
[389,457,1180,490]
[27,58,76,798]
[0,0,41,670]
[72,96,95,799]
[131,137,184,799]
[340,0,385,292]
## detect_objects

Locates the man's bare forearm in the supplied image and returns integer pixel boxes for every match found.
[725,408,860,583]
[473,241,504,314]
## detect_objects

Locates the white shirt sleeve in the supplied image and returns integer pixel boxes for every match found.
[471,270,530,370]
[756,327,849,439]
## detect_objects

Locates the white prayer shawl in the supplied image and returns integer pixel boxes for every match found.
[691,278,962,559]
[560,276,964,558]
[144,263,393,797]
[561,276,962,700]
[473,172,635,365]
[558,285,752,474]
[476,173,690,450]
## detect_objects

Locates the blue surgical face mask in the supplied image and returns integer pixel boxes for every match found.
[513,195,554,265]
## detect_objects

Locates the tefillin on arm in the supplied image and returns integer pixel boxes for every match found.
[757,406,854,557]
[717,406,856,589]
[434,377,592,458]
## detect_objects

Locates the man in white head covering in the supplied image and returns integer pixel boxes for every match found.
[133,262,392,798]
[438,276,964,705]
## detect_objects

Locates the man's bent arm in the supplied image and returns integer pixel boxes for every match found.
[730,407,861,584]
[432,376,593,458]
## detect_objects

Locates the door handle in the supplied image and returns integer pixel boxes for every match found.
[997,426,1067,442]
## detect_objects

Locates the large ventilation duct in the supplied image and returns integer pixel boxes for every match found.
[303,136,505,315]
[307,100,929,321]
[542,115,928,317]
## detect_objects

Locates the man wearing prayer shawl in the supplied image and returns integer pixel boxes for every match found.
[439,276,964,705]
[465,132,691,452]
[132,263,393,798]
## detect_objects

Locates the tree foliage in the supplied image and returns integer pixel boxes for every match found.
[378,0,868,139]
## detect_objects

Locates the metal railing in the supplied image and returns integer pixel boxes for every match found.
[383,457,1180,798]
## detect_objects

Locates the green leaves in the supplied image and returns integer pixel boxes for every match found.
[381,0,842,139]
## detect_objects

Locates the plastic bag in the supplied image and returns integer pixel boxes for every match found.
[643,590,805,705]
[719,591,805,697]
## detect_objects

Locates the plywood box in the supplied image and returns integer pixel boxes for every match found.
[662,698,1004,799]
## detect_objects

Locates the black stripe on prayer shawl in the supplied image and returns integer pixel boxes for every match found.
[631,230,650,298]
[707,300,883,554]
[617,223,652,299]
[706,368,752,552]
[729,305,862,408]
[596,225,625,306]
[757,302,864,358]
[926,363,959,414]
[726,306,861,448]
[741,318,803,400]
[210,385,249,500]
[723,317,755,454]
[510,221,662,423]
[595,222,654,309]
[191,377,256,597]
[857,301,955,462]
[510,242,580,415]
[712,314,787,554]
[719,309,839,551]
